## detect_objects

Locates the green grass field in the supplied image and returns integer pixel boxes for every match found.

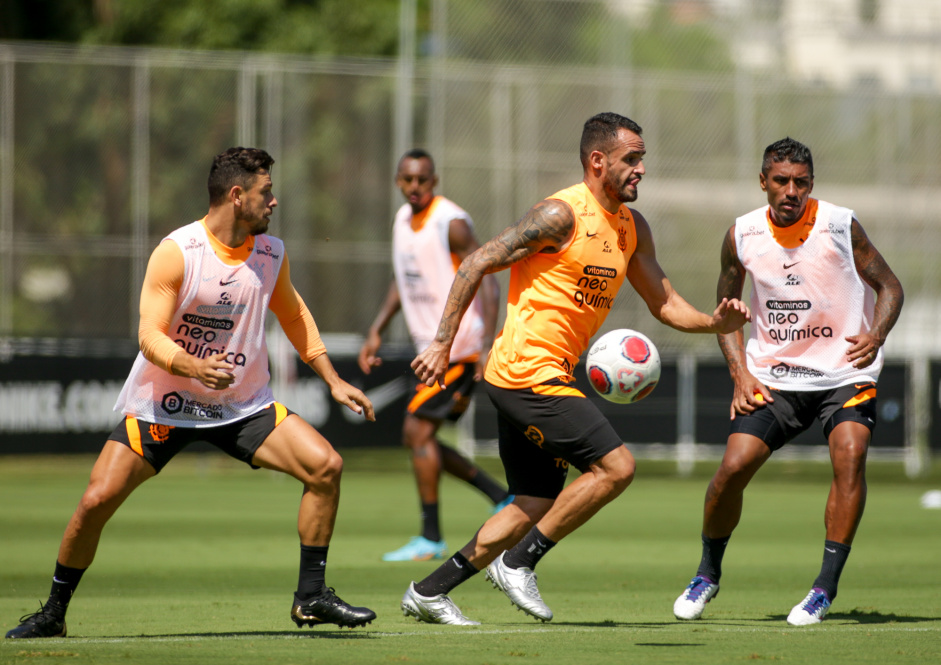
[1,449,940,665]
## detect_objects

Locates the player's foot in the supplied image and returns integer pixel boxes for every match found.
[401,582,480,625]
[290,588,376,629]
[786,587,831,626]
[492,494,516,514]
[382,536,447,562]
[5,602,67,639]
[485,552,553,622]
[673,576,720,620]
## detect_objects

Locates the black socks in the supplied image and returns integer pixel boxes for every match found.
[420,502,442,543]
[296,545,328,601]
[502,527,556,571]
[812,540,851,600]
[696,533,730,583]
[48,562,86,614]
[414,552,478,597]
[469,471,509,505]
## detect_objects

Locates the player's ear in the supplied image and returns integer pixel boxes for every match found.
[588,149,605,173]
[759,172,767,192]
[230,185,243,206]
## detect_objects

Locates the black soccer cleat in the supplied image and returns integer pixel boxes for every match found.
[290,588,376,629]
[5,602,67,639]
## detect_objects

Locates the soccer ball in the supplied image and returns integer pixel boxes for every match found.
[585,329,661,404]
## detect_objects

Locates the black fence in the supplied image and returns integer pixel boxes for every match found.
[0,341,916,456]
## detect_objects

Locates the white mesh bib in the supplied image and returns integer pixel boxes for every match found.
[114,222,283,426]
[392,196,485,360]
[736,200,881,390]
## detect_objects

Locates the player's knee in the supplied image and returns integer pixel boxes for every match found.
[305,448,343,489]
[77,482,121,518]
[600,446,635,492]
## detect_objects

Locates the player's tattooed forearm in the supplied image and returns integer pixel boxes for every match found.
[486,199,575,266]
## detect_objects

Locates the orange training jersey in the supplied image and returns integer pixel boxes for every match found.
[485,182,637,389]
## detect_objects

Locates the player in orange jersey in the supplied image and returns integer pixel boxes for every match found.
[673,137,903,626]
[359,149,510,563]
[399,112,751,625]
[5,148,376,640]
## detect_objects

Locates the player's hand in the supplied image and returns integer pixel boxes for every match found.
[730,373,773,419]
[330,380,376,421]
[712,298,751,334]
[412,340,451,388]
[357,330,383,375]
[473,348,491,382]
[191,352,235,390]
[846,333,881,369]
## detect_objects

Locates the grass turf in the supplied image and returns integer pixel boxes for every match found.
[1,448,939,664]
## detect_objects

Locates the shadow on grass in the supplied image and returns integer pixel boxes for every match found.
[104,630,379,640]
[760,609,940,625]
[551,620,680,628]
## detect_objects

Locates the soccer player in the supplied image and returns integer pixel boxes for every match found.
[5,148,377,639]
[358,149,511,563]
[673,137,903,626]
[401,112,751,625]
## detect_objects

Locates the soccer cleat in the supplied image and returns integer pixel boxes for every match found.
[290,588,376,629]
[5,602,67,639]
[673,576,720,620]
[492,494,516,514]
[485,552,553,622]
[786,588,831,626]
[382,536,447,562]
[401,582,480,625]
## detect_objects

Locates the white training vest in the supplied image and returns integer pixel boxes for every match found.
[736,200,881,390]
[392,196,485,360]
[114,222,283,426]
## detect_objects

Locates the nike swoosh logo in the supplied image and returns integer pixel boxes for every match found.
[825,547,837,553]
[855,383,874,389]
[783,262,800,269]
[586,232,598,237]
[53,577,66,584]
[220,279,239,286]
[453,560,463,569]
[341,376,411,423]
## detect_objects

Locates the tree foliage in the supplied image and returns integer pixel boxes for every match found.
[2,0,408,57]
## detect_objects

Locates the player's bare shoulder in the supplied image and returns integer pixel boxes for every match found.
[483,197,576,265]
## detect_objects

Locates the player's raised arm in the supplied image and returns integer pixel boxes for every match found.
[411,198,576,387]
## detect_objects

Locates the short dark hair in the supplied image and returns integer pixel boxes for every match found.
[580,112,643,168]
[761,137,814,178]
[208,147,275,206]
[398,148,435,174]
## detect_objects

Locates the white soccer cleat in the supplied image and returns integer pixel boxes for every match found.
[401,582,480,626]
[673,576,720,620]
[485,552,553,622]
[786,588,831,626]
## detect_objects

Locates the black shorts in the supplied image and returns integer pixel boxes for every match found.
[407,361,477,422]
[730,382,877,451]
[484,379,625,500]
[109,402,294,473]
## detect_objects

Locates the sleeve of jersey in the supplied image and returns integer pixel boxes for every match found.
[138,241,186,373]
[269,254,327,364]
